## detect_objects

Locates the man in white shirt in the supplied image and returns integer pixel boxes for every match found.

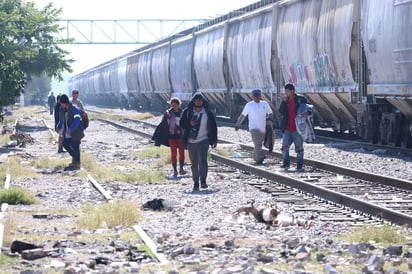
[235,89,273,164]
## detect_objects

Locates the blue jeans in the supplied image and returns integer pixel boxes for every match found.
[281,130,304,168]
[63,138,81,162]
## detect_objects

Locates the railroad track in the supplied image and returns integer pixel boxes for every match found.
[216,118,412,157]
[112,117,412,227]
[0,112,169,267]
[3,107,412,273]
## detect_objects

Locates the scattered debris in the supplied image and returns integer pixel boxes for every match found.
[142,198,180,211]
[233,200,312,228]
[7,131,34,147]
[10,240,40,254]
[233,200,278,225]
[143,198,165,211]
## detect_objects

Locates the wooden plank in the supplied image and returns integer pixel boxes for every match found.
[4,174,10,189]
[87,174,113,201]
[41,119,57,141]
[0,203,9,254]
[133,225,169,264]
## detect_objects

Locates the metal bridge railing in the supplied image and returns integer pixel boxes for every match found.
[57,19,207,44]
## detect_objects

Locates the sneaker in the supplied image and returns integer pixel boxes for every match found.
[296,166,304,172]
[193,182,199,191]
[179,170,187,175]
[173,171,178,177]
[280,164,289,170]
[57,148,64,153]
[200,182,208,189]
[64,165,80,171]
[255,159,264,165]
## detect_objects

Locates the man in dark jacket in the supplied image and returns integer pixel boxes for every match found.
[180,92,217,191]
[54,94,65,153]
[279,83,307,171]
[56,94,85,171]
[47,92,56,115]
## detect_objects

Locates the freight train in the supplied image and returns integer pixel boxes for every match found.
[68,0,412,148]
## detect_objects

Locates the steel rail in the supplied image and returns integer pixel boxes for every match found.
[98,118,153,139]
[237,143,412,191]
[216,119,412,156]
[210,152,412,227]
[120,117,412,190]
[103,117,412,226]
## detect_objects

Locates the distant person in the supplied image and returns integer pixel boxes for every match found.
[71,90,84,111]
[54,94,65,153]
[56,94,85,171]
[279,83,308,171]
[235,89,273,165]
[180,92,217,191]
[47,92,56,115]
[152,97,187,176]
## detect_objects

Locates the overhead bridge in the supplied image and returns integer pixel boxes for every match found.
[57,19,207,45]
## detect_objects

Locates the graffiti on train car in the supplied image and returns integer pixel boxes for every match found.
[289,63,310,92]
[312,55,338,88]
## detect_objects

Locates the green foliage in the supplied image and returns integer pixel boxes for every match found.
[130,146,176,167]
[91,164,166,184]
[0,56,26,107]
[337,223,408,244]
[78,200,141,229]
[0,155,38,180]
[30,155,68,170]
[138,244,155,259]
[0,0,74,107]
[0,253,16,267]
[0,187,38,205]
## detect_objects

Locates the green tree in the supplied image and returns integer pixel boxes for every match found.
[0,0,73,107]
[0,54,26,107]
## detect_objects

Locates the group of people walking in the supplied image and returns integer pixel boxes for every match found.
[49,83,309,190]
[236,83,311,170]
[154,83,313,192]
[153,92,218,191]
[49,90,86,171]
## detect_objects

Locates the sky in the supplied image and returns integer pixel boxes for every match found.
[31,0,258,90]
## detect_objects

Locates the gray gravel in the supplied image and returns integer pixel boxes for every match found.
[1,109,412,274]
[143,114,412,181]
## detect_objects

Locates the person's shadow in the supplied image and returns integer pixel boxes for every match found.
[168,174,191,181]
[183,188,220,195]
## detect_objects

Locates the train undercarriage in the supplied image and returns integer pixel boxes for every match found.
[83,90,412,148]
[358,101,412,148]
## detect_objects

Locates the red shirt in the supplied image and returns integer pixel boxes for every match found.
[285,98,297,131]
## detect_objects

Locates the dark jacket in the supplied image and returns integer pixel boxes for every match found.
[180,92,217,147]
[54,103,61,128]
[48,95,56,107]
[152,108,184,146]
[279,94,307,131]
[152,114,170,147]
[56,104,85,141]
[263,123,275,152]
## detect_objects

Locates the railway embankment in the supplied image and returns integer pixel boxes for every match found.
[0,106,411,273]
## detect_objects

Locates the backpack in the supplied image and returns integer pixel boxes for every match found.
[80,109,89,129]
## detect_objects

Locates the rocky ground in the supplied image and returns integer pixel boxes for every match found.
[0,107,411,274]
